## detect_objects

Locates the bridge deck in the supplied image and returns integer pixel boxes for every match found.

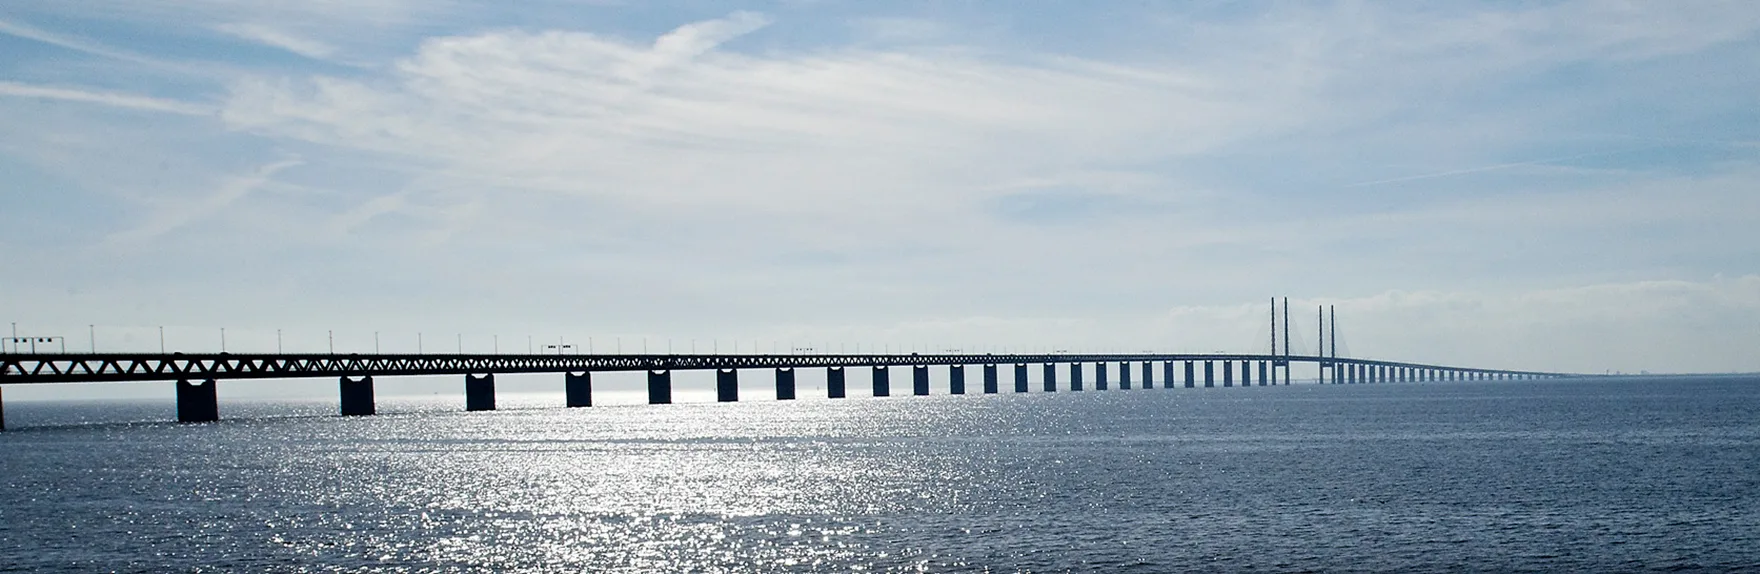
[0,352,1565,384]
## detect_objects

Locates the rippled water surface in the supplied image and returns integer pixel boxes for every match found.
[3,376,1759,572]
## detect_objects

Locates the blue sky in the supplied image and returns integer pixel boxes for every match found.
[2,0,1759,390]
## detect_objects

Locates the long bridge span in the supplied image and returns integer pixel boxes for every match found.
[0,351,1570,428]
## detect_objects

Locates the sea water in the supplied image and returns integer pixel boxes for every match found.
[1,376,1757,572]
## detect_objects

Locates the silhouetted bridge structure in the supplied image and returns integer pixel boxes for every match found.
[0,351,1569,429]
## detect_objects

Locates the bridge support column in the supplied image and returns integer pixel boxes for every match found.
[1043,364,1057,392]
[1204,361,1215,387]
[1163,362,1176,389]
[1186,361,1196,388]
[1096,362,1108,391]
[776,368,798,400]
[913,366,930,396]
[340,376,375,416]
[647,370,672,404]
[1119,362,1131,390]
[1070,363,1084,391]
[1379,366,1388,383]
[983,365,999,394]
[0,387,5,431]
[1142,362,1153,389]
[566,372,593,407]
[949,365,966,395]
[1242,361,1253,386]
[873,366,891,397]
[1223,361,1235,387]
[177,378,220,422]
[822,367,840,399]
[1015,364,1030,393]
[465,374,495,411]
[717,369,739,402]
[1259,362,1269,386]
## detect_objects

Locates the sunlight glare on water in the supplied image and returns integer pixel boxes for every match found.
[3,377,1760,572]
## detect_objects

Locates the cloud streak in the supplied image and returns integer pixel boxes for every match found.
[0,18,170,66]
[0,81,213,115]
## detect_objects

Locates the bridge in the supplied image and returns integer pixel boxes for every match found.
[0,350,1568,429]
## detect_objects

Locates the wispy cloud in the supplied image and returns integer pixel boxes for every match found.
[0,18,168,66]
[0,81,212,115]
[215,22,338,60]
[106,159,304,245]
[1342,148,1646,188]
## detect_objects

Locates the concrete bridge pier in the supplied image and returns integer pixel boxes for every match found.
[776,368,797,400]
[1143,362,1154,389]
[647,370,672,404]
[717,369,739,402]
[177,379,220,422]
[465,374,496,411]
[873,366,891,397]
[340,376,375,416]
[1015,364,1030,393]
[950,365,966,395]
[1241,361,1252,387]
[983,364,999,394]
[823,367,841,399]
[565,372,592,407]
[1163,362,1176,389]
[1070,363,1084,391]
[1118,362,1131,390]
[1223,361,1234,387]
[1258,362,1269,386]
[1186,361,1197,388]
[1204,361,1215,387]
[1096,362,1109,391]
[913,365,930,396]
[1043,364,1057,392]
